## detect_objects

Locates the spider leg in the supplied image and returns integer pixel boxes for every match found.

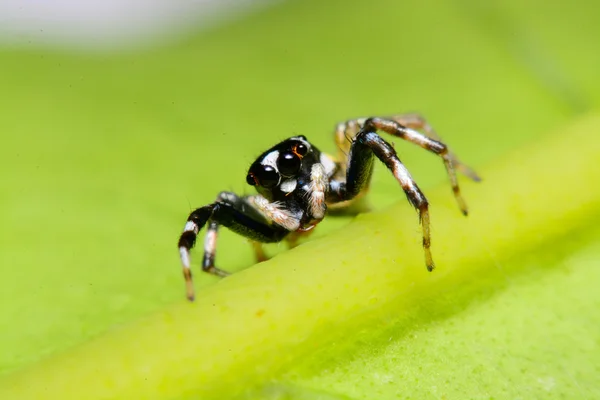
[251,241,268,262]
[335,115,480,215]
[177,192,294,301]
[334,120,361,176]
[328,129,435,271]
[201,220,227,278]
[387,113,481,182]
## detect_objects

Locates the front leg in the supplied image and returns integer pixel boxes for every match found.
[328,129,435,271]
[388,113,481,181]
[177,192,297,301]
[335,115,480,215]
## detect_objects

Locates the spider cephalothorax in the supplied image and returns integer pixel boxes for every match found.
[245,135,336,230]
[177,114,480,300]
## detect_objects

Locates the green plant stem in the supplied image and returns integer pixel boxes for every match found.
[1,115,599,399]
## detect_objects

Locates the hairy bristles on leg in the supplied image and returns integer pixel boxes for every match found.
[308,163,328,220]
[247,196,301,231]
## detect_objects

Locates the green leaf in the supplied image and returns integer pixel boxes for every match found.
[1,0,599,399]
[2,115,600,399]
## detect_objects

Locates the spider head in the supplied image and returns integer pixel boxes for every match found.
[246,136,314,199]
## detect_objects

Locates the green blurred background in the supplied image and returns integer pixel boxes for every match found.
[1,0,599,397]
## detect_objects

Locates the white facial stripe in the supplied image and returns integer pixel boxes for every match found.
[280,179,297,193]
[261,150,279,170]
[319,153,337,176]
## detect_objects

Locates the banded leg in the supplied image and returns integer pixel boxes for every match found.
[334,119,361,176]
[202,220,227,277]
[328,130,435,271]
[388,113,481,181]
[178,204,211,300]
[335,115,480,215]
[177,192,293,301]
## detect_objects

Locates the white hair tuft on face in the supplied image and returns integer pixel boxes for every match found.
[280,179,297,193]
[260,150,280,170]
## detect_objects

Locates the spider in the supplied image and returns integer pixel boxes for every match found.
[177,114,480,300]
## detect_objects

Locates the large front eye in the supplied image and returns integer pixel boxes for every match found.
[277,152,301,176]
[257,165,280,188]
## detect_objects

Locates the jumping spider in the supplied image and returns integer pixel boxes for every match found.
[178,114,480,300]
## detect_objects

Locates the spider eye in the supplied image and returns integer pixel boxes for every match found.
[277,152,301,176]
[293,143,308,157]
[246,173,257,186]
[256,165,280,188]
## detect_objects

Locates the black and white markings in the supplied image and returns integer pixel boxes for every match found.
[179,220,198,272]
[319,153,337,176]
[176,113,479,300]
[247,196,302,231]
[202,221,223,275]
[280,179,297,194]
[260,150,280,169]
